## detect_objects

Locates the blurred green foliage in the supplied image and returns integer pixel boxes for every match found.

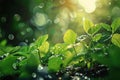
[0,18,120,79]
[0,0,120,45]
[0,0,120,80]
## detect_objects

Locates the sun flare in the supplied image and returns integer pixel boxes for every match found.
[79,0,97,13]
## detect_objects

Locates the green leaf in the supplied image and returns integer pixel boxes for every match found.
[88,24,101,35]
[63,29,77,44]
[35,34,48,47]
[100,23,111,31]
[74,43,87,55]
[0,40,7,46]
[111,34,120,48]
[63,51,73,67]
[10,46,20,53]
[18,72,31,80]
[83,18,94,34]
[93,33,102,42]
[20,52,40,73]
[51,43,67,54]
[39,41,49,53]
[87,62,91,69]
[111,18,120,33]
[26,53,40,69]
[92,45,120,67]
[108,45,120,67]
[48,56,63,72]
[0,55,18,76]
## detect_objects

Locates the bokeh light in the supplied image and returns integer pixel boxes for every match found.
[79,0,97,13]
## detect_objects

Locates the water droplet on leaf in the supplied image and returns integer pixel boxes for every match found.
[38,64,44,71]
[17,56,25,61]
[108,2,111,5]
[12,63,18,70]
[4,53,9,57]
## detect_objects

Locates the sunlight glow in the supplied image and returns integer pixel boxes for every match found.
[79,0,97,13]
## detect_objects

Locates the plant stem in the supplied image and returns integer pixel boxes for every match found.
[38,49,41,63]
[73,45,77,54]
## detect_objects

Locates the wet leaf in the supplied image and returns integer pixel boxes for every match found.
[63,51,73,67]
[10,46,20,53]
[87,62,91,69]
[51,43,67,54]
[111,18,120,33]
[63,29,77,44]
[39,41,49,53]
[0,55,18,76]
[100,23,111,31]
[88,24,101,35]
[93,33,102,42]
[19,72,31,80]
[83,18,94,34]
[26,53,40,71]
[48,56,63,72]
[35,34,48,47]
[111,34,120,48]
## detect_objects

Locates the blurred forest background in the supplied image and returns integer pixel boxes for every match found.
[0,0,120,46]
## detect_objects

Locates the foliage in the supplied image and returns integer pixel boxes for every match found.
[0,18,120,80]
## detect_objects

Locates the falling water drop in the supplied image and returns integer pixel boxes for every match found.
[19,42,27,46]
[84,76,88,80]
[38,3,44,8]
[8,34,14,40]
[33,38,36,41]
[104,53,109,56]
[54,18,60,24]
[32,72,37,78]
[59,0,65,4]
[79,73,83,76]
[38,77,44,80]
[25,39,28,43]
[20,31,25,35]
[47,75,52,79]
[75,72,80,76]
[72,76,80,80]
[1,17,6,23]
[26,28,32,32]
[47,19,52,24]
